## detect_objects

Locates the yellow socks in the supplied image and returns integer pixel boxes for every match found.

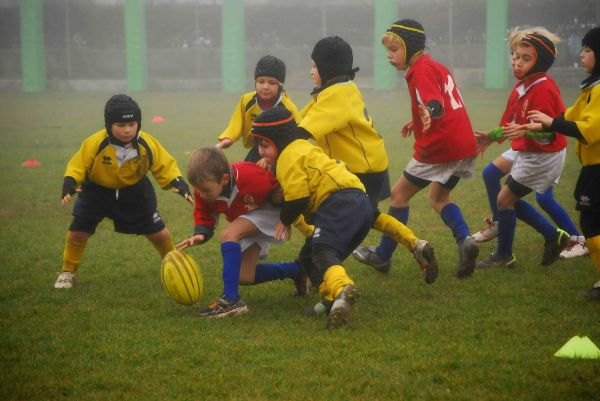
[293,215,315,238]
[152,235,175,258]
[318,265,354,302]
[62,233,87,272]
[373,213,418,250]
[586,235,600,275]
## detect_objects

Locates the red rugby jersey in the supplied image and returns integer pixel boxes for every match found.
[404,54,477,163]
[499,73,567,152]
[193,162,278,228]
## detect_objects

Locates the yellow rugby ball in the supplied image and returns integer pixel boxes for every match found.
[160,250,203,306]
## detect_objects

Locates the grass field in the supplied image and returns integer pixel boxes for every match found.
[0,87,598,401]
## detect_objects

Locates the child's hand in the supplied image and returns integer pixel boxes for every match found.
[61,176,81,206]
[215,138,233,149]
[474,130,492,157]
[61,189,82,207]
[256,158,271,171]
[502,124,528,140]
[417,104,432,132]
[176,235,205,250]
[275,221,291,241]
[171,177,194,205]
[527,110,553,129]
[401,120,414,137]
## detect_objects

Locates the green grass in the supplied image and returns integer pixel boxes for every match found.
[0,88,599,401]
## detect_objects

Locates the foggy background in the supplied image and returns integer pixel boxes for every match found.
[1,0,598,90]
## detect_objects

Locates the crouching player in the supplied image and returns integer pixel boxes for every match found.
[56,94,193,289]
[252,107,437,329]
[177,147,311,317]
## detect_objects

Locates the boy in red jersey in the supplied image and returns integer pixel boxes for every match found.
[522,27,600,298]
[471,28,587,261]
[475,33,570,268]
[354,19,479,279]
[177,148,310,318]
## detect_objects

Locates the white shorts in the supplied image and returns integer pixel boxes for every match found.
[509,149,566,194]
[404,156,476,184]
[501,149,518,163]
[238,203,283,259]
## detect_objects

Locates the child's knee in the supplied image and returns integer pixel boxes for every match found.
[219,227,242,243]
[68,230,92,243]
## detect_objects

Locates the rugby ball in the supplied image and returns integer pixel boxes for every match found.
[160,250,203,306]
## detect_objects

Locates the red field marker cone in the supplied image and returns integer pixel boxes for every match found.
[151,116,165,123]
[21,159,41,167]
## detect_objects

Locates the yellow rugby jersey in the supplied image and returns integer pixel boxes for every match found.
[564,83,600,166]
[276,139,365,218]
[299,80,388,174]
[218,91,301,149]
[64,129,183,190]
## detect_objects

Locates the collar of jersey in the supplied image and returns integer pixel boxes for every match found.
[310,76,352,95]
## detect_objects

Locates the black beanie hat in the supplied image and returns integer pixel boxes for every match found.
[520,33,556,76]
[251,106,300,155]
[386,19,426,66]
[582,27,600,76]
[104,94,142,138]
[254,55,286,83]
[311,36,357,83]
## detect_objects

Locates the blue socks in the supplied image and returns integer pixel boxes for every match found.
[376,206,409,261]
[254,262,301,283]
[483,163,504,222]
[221,241,242,301]
[514,200,557,239]
[496,208,517,257]
[441,203,470,244]
[536,187,580,236]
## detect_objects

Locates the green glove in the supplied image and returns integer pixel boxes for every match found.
[487,127,554,140]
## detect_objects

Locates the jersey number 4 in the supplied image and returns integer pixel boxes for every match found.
[444,75,464,111]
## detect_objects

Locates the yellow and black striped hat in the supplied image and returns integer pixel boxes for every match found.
[386,19,426,65]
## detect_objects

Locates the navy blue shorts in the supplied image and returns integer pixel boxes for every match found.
[70,176,165,235]
[309,188,376,261]
[355,169,391,209]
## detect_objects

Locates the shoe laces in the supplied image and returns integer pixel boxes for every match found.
[483,217,495,228]
[207,299,223,309]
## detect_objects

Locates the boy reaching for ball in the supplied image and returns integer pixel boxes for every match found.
[56,94,193,289]
[177,147,311,318]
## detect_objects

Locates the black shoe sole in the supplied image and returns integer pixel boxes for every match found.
[456,241,479,279]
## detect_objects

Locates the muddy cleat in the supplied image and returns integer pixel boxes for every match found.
[327,285,359,329]
[199,295,249,318]
[581,281,600,300]
[412,239,439,284]
[54,271,77,289]
[456,236,479,279]
[560,236,589,259]
[477,252,516,269]
[471,218,498,243]
[293,266,312,297]
[541,229,569,266]
[305,300,332,317]
[352,245,391,273]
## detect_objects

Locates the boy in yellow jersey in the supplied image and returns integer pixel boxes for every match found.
[297,36,434,277]
[524,27,600,299]
[217,55,301,169]
[55,94,193,289]
[252,107,437,329]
